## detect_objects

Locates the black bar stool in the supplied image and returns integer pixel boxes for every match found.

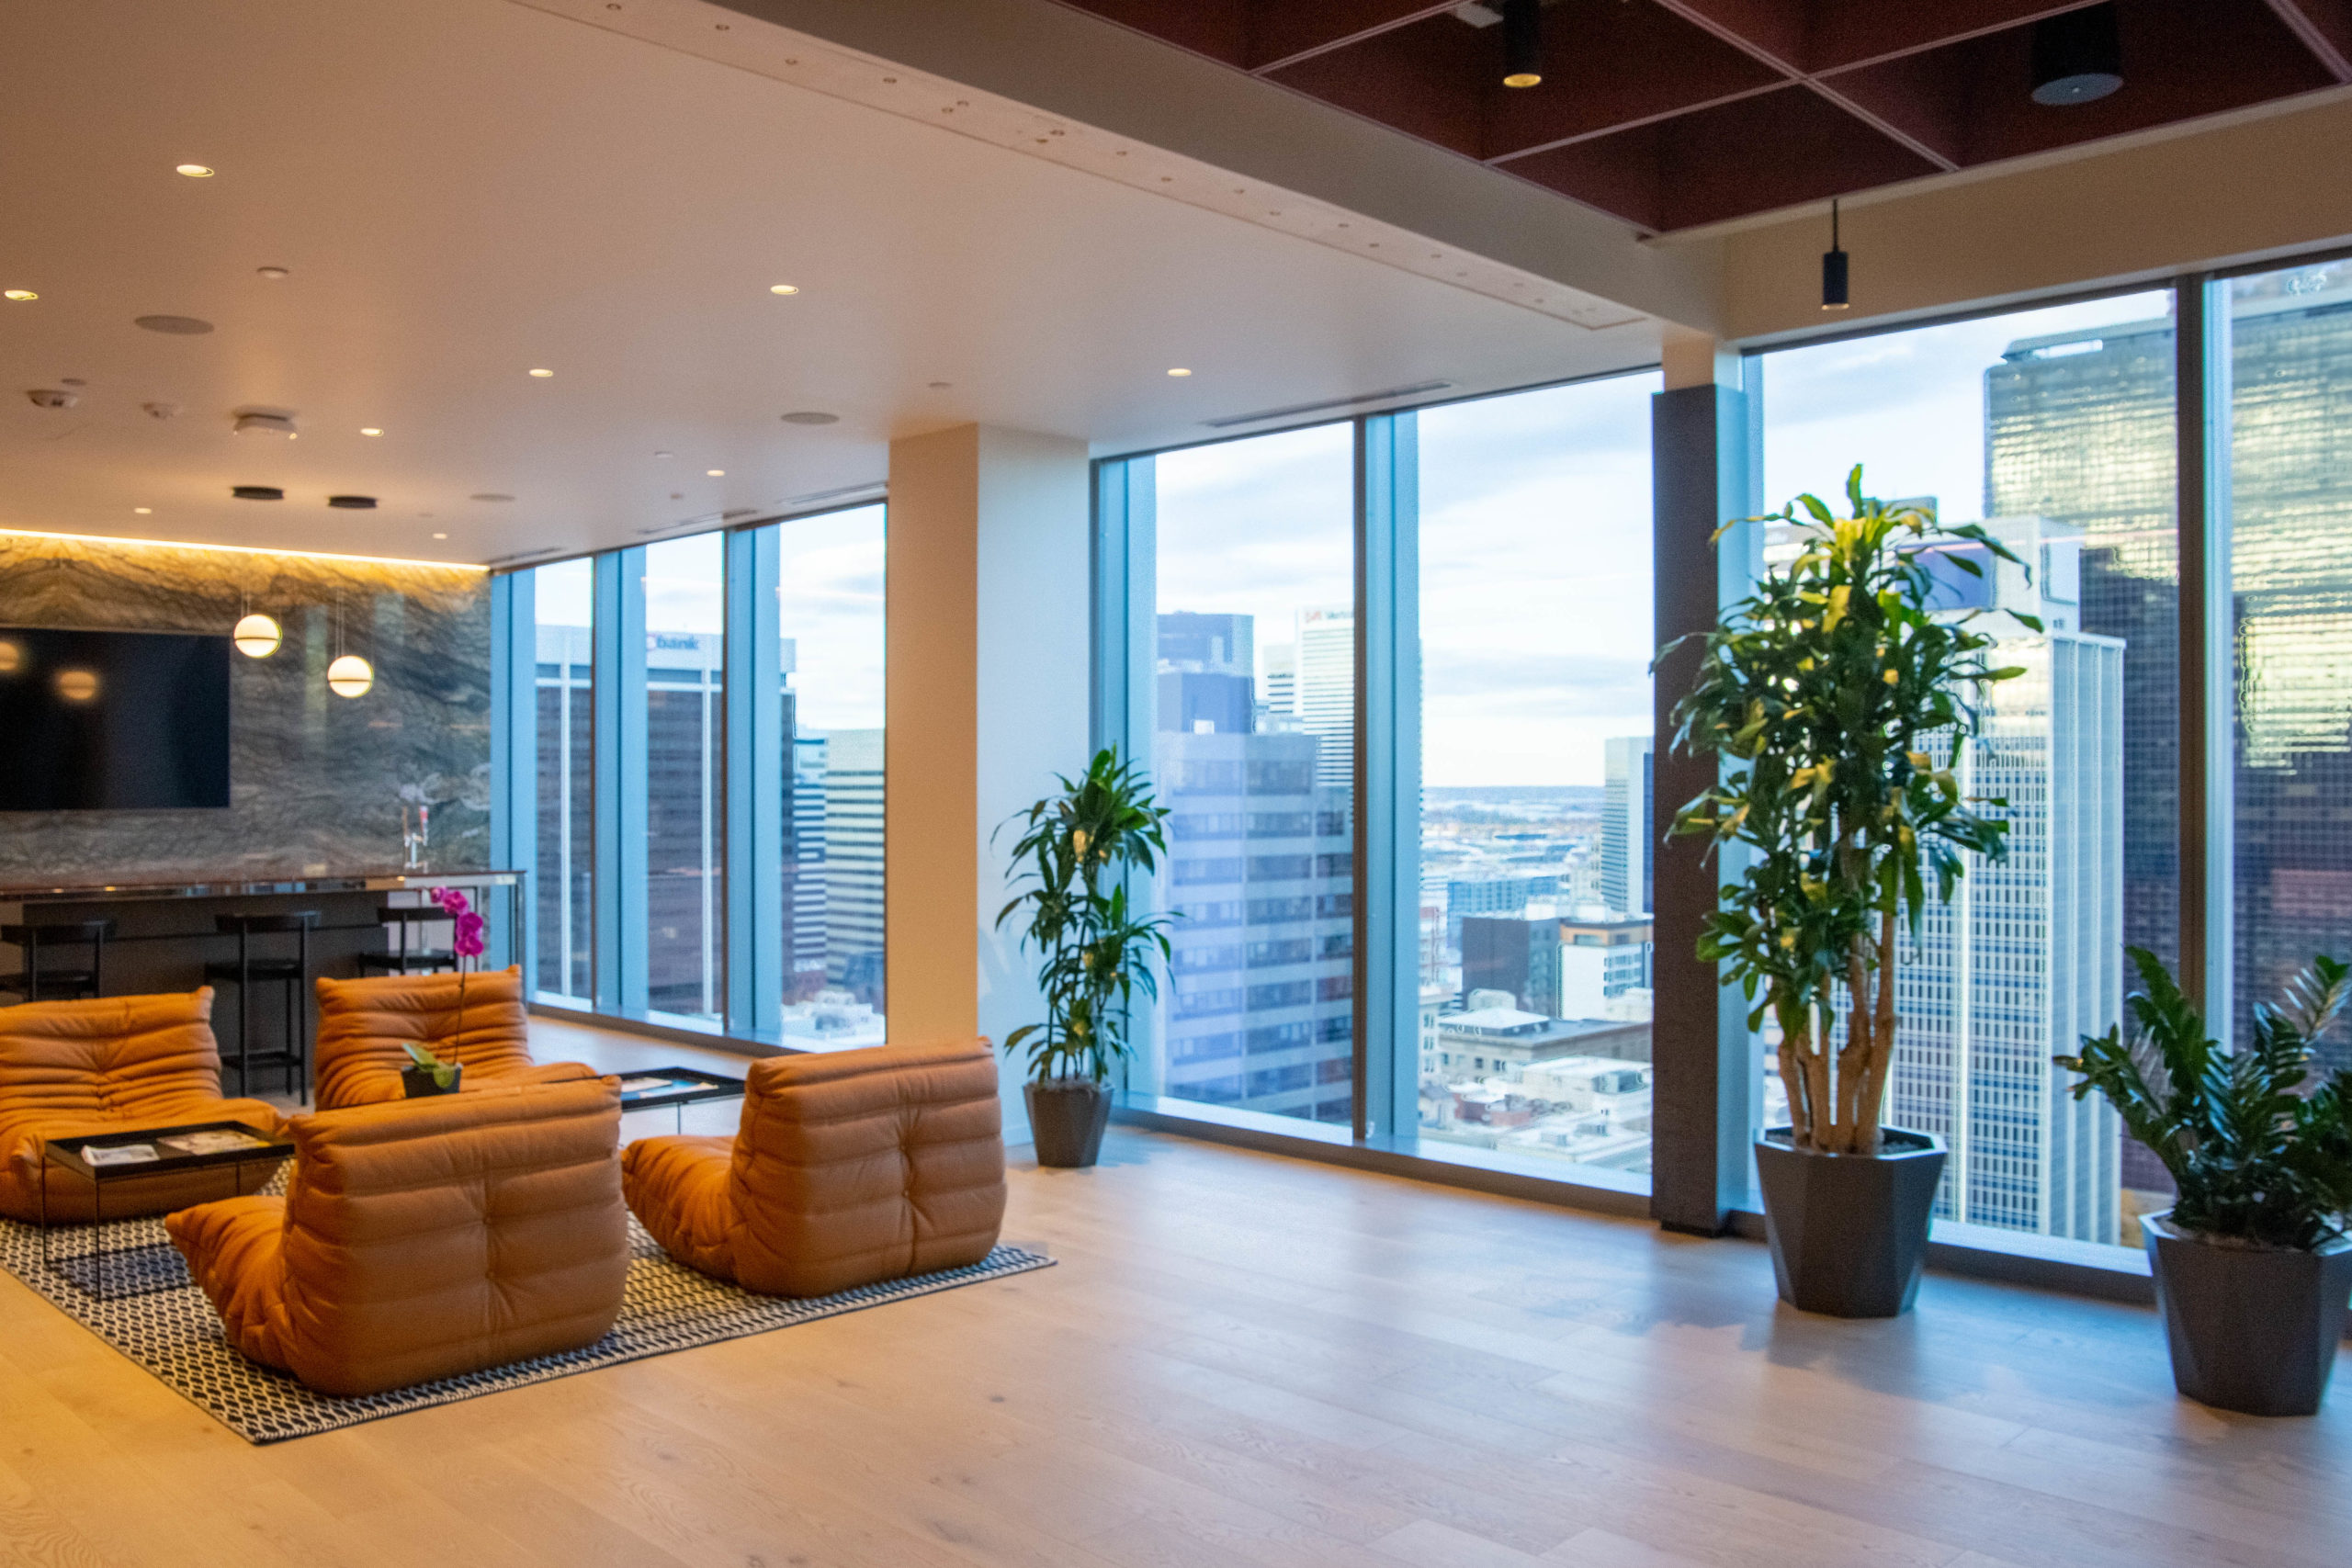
[357,907,458,976]
[0,919,116,1003]
[204,912,319,1095]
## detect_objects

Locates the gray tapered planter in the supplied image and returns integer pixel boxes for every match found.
[1025,1078,1111,1168]
[1754,1127,1945,1318]
[2144,1213,2352,1416]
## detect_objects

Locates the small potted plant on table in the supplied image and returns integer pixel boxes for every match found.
[400,886,489,1099]
[1668,468,2035,1316]
[2058,948,2352,1416]
[996,747,1172,1168]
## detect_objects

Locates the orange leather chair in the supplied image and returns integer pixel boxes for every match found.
[311,965,596,1111]
[0,988,282,1223]
[167,1078,629,1397]
[623,1039,1006,1298]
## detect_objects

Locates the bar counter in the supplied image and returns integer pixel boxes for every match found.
[1,869,524,1005]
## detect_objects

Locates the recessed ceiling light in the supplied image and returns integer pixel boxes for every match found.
[360,427,383,436]
[3,290,34,302]
[232,485,285,501]
[133,507,153,515]
[654,450,673,458]
[769,284,799,296]
[255,266,289,281]
[327,495,378,510]
[175,164,215,178]
[928,381,952,389]
[433,532,447,539]
[471,493,515,502]
[1167,367,1193,378]
[528,368,554,378]
[134,314,213,335]
[778,411,839,425]
[707,469,726,477]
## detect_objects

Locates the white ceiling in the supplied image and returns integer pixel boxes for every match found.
[0,0,1659,566]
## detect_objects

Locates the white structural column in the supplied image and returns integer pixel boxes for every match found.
[887,423,1092,1141]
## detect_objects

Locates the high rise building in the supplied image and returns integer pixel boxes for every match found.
[1258,641,1298,731]
[1988,276,2352,1086]
[1600,736,1654,919]
[786,728,831,998]
[821,728,886,1009]
[1879,517,2126,1244]
[644,629,724,1018]
[1295,607,1354,789]
[1153,728,1355,1122]
[1158,612,1254,676]
[533,622,594,1001]
[2218,267,2352,1074]
[1460,915,1561,1017]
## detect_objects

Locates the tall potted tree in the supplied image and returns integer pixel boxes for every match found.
[1668,468,2034,1316]
[996,747,1174,1168]
[2058,949,2352,1416]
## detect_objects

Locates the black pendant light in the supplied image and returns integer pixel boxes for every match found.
[2030,4,2123,107]
[1501,0,1542,89]
[1822,198,1849,312]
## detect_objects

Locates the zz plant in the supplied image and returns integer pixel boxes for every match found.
[995,746,1174,1086]
[1667,467,2034,1156]
[2057,949,2352,1250]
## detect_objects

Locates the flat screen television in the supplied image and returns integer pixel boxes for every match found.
[0,626,232,809]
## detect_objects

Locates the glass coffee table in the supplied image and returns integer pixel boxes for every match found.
[615,1065,748,1133]
[40,1121,294,1301]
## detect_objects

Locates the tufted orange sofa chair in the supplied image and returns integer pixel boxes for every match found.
[167,1077,629,1396]
[311,965,596,1111]
[623,1038,1006,1298]
[0,988,282,1223]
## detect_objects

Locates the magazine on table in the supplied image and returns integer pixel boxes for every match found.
[80,1142,162,1167]
[617,1076,686,1096]
[156,1129,272,1157]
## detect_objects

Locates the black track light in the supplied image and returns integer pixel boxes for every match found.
[2030,3,2122,107]
[1822,199,1850,312]
[1502,0,1542,89]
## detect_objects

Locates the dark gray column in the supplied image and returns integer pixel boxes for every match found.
[1649,378,1757,1235]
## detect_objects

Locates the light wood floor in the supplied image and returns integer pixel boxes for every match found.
[3,1020,2346,1568]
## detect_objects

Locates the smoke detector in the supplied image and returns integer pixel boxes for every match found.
[233,411,298,438]
[26,388,79,411]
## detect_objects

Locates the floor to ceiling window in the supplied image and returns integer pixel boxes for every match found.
[531,557,594,1004]
[1141,423,1358,1126]
[1753,288,2177,1250]
[1415,372,1661,1180]
[766,502,887,1046]
[2225,259,2352,1077]
[641,532,726,1022]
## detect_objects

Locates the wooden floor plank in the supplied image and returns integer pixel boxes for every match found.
[0,1017,2345,1568]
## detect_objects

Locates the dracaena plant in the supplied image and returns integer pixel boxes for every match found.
[995,747,1175,1086]
[2056,948,2352,1250]
[1665,467,2035,1156]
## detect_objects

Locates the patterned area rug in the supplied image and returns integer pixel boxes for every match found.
[0,1192,1052,1444]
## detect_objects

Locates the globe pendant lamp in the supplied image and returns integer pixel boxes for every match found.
[327,654,374,698]
[232,610,281,659]
[327,599,373,698]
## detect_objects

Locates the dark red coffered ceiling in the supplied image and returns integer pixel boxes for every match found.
[1049,0,2352,231]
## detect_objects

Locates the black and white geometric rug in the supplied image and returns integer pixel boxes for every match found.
[0,1196,1052,1444]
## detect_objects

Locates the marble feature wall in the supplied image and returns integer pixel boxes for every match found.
[0,535,490,881]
